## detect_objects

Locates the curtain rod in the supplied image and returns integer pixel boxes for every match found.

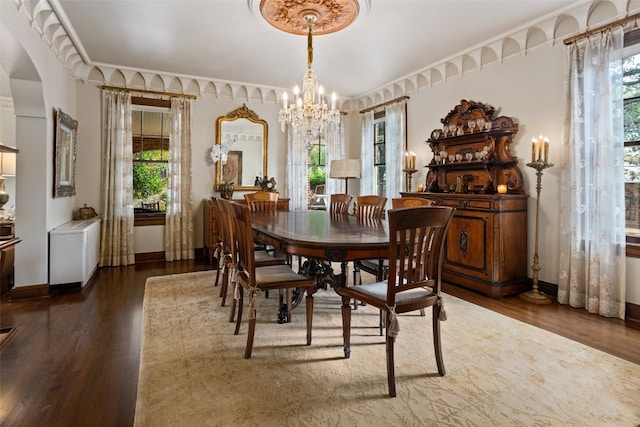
[563,13,640,45]
[101,85,198,99]
[359,96,409,114]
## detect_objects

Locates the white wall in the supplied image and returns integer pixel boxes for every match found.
[1,3,78,287]
[393,42,640,304]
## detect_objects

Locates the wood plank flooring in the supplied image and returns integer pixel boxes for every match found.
[1,259,638,427]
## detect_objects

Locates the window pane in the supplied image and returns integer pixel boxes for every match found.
[624,52,640,239]
[132,108,169,212]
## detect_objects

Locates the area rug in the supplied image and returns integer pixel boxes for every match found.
[134,271,640,426]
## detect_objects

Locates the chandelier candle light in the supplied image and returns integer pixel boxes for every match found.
[521,134,553,304]
[279,14,341,151]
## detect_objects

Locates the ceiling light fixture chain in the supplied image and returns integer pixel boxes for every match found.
[279,13,340,151]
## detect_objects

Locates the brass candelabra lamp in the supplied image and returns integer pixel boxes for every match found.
[404,169,417,192]
[520,136,553,304]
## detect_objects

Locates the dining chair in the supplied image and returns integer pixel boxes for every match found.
[354,195,386,220]
[329,193,353,215]
[356,197,437,285]
[244,191,278,212]
[215,198,287,322]
[335,205,455,397]
[229,201,317,358]
[352,194,387,286]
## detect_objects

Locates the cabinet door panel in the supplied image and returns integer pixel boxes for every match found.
[444,212,491,277]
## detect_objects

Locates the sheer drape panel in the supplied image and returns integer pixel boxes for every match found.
[165,98,194,261]
[287,126,309,211]
[326,121,345,196]
[360,111,375,195]
[100,89,135,267]
[385,101,406,210]
[558,28,626,319]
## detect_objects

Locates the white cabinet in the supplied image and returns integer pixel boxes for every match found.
[49,218,101,287]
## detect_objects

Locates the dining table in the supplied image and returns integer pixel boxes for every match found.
[250,210,390,321]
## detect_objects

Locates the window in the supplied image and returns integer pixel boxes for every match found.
[132,98,170,216]
[624,33,640,249]
[373,112,386,197]
[308,135,326,208]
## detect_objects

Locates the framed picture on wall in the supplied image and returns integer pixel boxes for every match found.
[54,108,78,198]
[222,150,242,185]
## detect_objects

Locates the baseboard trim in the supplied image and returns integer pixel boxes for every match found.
[9,283,49,301]
[134,248,206,263]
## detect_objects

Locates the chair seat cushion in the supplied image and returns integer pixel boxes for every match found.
[248,265,315,290]
[343,281,435,306]
[255,250,287,266]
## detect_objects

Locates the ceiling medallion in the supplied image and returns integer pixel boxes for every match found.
[259,0,359,35]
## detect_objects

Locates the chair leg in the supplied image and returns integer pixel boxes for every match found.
[305,290,314,345]
[220,265,229,305]
[386,333,397,398]
[433,305,445,376]
[420,308,426,317]
[245,316,256,359]
[379,310,384,336]
[340,295,352,359]
[234,287,244,335]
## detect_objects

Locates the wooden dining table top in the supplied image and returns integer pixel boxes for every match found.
[250,210,390,262]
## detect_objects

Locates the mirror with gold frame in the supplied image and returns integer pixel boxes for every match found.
[215,104,268,191]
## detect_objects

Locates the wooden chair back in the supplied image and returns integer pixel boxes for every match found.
[329,193,353,215]
[386,206,454,301]
[391,197,436,209]
[244,192,278,212]
[229,202,256,281]
[355,195,387,220]
[215,198,236,260]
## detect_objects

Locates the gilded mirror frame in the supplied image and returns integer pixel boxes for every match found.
[214,104,268,191]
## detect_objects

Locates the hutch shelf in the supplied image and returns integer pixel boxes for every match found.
[407,99,529,298]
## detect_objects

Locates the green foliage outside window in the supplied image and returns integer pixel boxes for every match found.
[133,150,167,210]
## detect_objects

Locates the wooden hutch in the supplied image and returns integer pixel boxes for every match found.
[402,100,529,298]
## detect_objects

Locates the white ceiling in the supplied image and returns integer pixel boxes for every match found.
[55,0,581,99]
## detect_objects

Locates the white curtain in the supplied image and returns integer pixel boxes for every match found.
[100,89,135,267]
[558,27,626,319]
[385,100,406,210]
[287,126,309,211]
[325,121,346,196]
[165,97,194,261]
[360,111,375,195]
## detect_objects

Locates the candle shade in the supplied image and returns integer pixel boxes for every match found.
[497,184,508,194]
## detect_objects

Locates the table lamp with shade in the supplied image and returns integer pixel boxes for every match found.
[330,159,361,194]
[0,151,16,220]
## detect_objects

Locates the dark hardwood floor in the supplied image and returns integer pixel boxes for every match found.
[1,258,639,427]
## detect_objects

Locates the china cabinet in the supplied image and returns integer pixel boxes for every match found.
[404,99,529,298]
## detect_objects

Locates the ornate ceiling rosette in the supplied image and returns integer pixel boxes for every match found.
[259,0,360,35]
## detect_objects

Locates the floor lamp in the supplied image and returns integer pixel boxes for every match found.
[330,159,361,194]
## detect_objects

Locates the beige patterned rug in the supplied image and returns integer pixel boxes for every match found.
[134,271,640,426]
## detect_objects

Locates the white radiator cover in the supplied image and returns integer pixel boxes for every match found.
[49,218,101,287]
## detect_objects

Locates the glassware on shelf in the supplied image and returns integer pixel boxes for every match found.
[465,152,474,162]
[456,126,464,136]
[434,155,441,164]
[455,153,463,162]
[467,120,476,132]
[475,151,483,160]
[476,118,485,131]
[442,125,449,136]
[433,129,441,139]
[439,150,447,159]
[448,154,455,163]
[485,121,492,131]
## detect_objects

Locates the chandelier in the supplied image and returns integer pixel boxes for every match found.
[279,14,341,150]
